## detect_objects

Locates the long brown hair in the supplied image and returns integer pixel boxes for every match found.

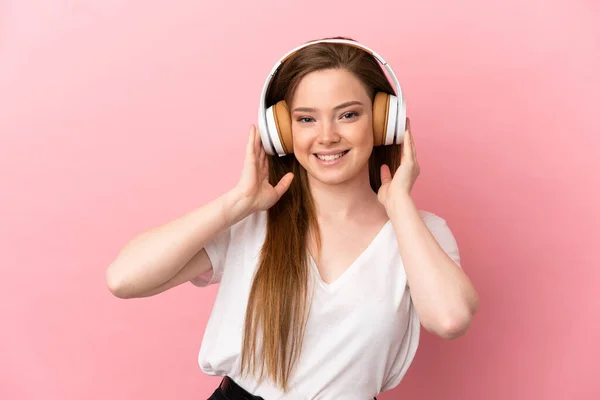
[240,37,403,391]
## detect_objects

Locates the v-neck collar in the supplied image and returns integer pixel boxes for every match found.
[308,220,392,292]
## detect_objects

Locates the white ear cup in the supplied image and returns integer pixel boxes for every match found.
[394,94,407,144]
[384,95,398,146]
[265,105,286,156]
[258,106,275,156]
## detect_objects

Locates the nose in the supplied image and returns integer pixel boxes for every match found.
[317,120,341,145]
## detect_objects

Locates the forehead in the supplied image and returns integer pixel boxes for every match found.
[291,68,370,109]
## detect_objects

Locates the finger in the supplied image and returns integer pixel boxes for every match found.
[380,164,392,184]
[408,130,416,160]
[273,172,294,198]
[407,118,416,158]
[403,124,413,162]
[253,124,262,155]
[261,151,269,179]
[261,145,267,166]
[246,125,257,162]
[258,143,266,171]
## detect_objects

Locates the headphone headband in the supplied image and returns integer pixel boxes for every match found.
[258,39,405,156]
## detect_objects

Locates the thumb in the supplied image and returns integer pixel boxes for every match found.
[273,172,294,199]
[380,164,392,185]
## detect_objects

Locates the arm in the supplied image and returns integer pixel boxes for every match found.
[105,124,293,299]
[378,119,479,339]
[105,188,250,299]
[386,194,479,339]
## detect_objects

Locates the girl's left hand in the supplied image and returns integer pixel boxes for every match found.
[377,118,420,209]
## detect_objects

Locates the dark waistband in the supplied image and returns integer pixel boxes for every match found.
[219,376,264,400]
[217,375,378,400]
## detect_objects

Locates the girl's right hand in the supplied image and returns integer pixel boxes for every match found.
[232,124,294,216]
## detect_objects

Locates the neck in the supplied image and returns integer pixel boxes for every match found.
[307,167,380,222]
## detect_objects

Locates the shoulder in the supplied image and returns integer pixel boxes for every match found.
[213,210,268,253]
[418,209,461,267]
[189,211,267,287]
[230,210,267,239]
[418,209,449,229]
[202,210,267,258]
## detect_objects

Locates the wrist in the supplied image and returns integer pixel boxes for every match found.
[221,187,253,227]
[384,192,414,217]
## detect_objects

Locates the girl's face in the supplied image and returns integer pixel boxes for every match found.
[290,68,374,186]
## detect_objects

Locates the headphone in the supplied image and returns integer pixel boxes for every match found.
[257,38,406,157]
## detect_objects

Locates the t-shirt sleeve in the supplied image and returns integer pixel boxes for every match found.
[189,226,232,287]
[421,211,462,268]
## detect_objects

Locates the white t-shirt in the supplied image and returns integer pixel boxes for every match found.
[191,209,461,399]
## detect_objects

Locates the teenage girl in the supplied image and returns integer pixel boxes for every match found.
[106,37,479,399]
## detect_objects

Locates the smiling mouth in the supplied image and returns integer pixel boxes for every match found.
[314,150,350,161]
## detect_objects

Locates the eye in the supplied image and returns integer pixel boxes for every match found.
[297,117,314,123]
[341,111,359,119]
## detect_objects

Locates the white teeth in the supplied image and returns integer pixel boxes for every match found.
[316,151,346,161]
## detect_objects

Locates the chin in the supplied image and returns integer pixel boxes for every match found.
[307,171,353,186]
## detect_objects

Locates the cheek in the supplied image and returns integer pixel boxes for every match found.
[361,116,375,146]
[292,128,313,154]
[344,120,373,147]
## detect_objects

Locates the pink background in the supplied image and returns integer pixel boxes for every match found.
[1,1,598,399]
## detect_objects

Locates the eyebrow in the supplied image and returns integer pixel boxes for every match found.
[291,100,364,113]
